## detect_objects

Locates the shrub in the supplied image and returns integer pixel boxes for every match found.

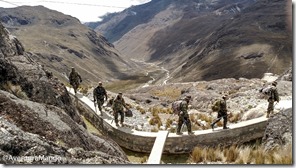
[149,115,162,128]
[191,146,204,163]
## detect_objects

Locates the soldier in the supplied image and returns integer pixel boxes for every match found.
[112,93,129,127]
[93,82,108,116]
[211,95,229,130]
[69,67,82,94]
[176,95,194,135]
[266,81,279,118]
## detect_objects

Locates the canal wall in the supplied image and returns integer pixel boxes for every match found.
[74,92,268,154]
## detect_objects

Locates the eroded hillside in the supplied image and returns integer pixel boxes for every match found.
[92,0,292,82]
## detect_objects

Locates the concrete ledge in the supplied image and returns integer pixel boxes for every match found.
[68,88,268,154]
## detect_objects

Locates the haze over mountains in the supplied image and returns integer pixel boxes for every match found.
[90,0,292,82]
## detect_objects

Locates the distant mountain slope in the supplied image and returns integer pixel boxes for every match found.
[0,6,135,86]
[91,0,292,82]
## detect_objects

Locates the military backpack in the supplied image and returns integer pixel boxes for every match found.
[211,100,221,112]
[172,100,183,115]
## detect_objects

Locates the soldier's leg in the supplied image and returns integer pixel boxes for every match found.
[114,111,119,126]
[73,83,78,94]
[176,116,184,135]
[186,118,193,134]
[223,114,228,129]
[120,110,124,126]
[211,113,222,129]
[98,99,104,114]
[267,100,274,118]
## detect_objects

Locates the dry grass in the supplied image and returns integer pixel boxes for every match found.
[2,81,28,99]
[78,85,90,95]
[228,112,242,123]
[152,87,182,101]
[190,143,292,164]
[196,113,212,123]
[136,106,146,114]
[224,145,239,162]
[149,106,171,115]
[191,146,204,163]
[165,118,173,128]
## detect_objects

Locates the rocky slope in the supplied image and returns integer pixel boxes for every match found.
[92,0,292,82]
[0,6,137,86]
[0,22,129,164]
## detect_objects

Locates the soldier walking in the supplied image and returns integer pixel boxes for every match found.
[69,67,82,94]
[211,95,229,130]
[176,95,194,135]
[112,93,129,127]
[93,82,108,116]
[266,81,279,118]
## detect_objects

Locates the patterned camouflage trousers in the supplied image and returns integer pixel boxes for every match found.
[71,82,79,94]
[114,110,124,125]
[177,114,192,133]
[96,98,104,112]
[211,111,227,129]
[267,99,275,115]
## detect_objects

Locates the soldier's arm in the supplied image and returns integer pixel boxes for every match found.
[78,73,82,82]
[274,89,279,102]
[122,99,129,109]
[104,88,108,100]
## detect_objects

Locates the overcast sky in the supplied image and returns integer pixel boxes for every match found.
[0,0,151,22]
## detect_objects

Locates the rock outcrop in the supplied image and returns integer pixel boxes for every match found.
[262,108,292,151]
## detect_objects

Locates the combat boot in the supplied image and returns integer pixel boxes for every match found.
[211,123,214,131]
[188,132,194,135]
[176,132,183,135]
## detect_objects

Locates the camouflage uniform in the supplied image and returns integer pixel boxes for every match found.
[176,96,193,135]
[112,93,128,126]
[69,68,82,94]
[211,96,228,130]
[93,83,107,115]
[267,82,279,118]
